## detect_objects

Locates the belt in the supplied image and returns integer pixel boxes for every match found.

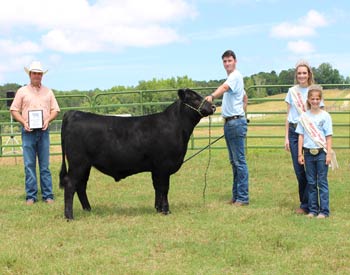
[224,115,244,123]
[303,148,323,155]
[289,122,298,128]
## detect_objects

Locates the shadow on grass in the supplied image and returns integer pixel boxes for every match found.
[92,204,156,217]
[71,200,201,219]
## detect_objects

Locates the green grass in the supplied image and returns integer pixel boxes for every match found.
[1,149,350,274]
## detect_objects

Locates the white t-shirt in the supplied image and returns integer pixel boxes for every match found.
[296,110,333,149]
[221,70,245,117]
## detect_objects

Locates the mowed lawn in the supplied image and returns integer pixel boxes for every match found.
[0,89,349,274]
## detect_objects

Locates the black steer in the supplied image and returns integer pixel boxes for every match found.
[59,88,216,220]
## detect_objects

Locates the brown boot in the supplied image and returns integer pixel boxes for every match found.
[26,199,35,206]
[233,202,249,207]
[295,208,307,215]
[45,199,54,204]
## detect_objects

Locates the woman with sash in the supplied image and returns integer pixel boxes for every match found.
[284,61,322,215]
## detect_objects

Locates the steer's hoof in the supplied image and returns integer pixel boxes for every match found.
[155,206,171,215]
[65,213,74,221]
[161,210,171,215]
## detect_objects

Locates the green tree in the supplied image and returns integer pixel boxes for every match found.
[244,76,255,98]
[278,69,294,84]
[250,74,267,98]
[278,69,294,93]
[314,63,344,84]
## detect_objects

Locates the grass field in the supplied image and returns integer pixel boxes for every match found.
[0,89,349,274]
[1,148,349,274]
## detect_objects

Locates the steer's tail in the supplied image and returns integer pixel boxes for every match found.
[59,111,69,189]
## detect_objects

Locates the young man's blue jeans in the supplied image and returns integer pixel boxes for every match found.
[22,128,53,202]
[224,118,249,204]
[288,125,308,211]
[304,150,330,216]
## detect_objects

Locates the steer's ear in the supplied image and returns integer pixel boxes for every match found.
[178,88,195,101]
[178,89,187,101]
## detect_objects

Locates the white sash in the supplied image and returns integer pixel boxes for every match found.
[290,86,307,115]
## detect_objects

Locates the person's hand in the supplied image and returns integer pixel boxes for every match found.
[42,119,50,131]
[284,139,290,152]
[298,155,304,165]
[23,121,32,132]
[326,152,332,165]
[205,95,213,103]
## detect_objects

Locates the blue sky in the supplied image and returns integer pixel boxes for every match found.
[1,0,349,91]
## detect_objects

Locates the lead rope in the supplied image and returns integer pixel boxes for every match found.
[182,116,225,203]
[202,116,212,204]
[183,133,224,163]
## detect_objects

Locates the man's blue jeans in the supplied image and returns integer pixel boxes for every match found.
[22,128,53,201]
[304,150,330,216]
[288,125,308,211]
[224,118,249,204]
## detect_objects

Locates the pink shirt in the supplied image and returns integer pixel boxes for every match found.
[10,84,60,122]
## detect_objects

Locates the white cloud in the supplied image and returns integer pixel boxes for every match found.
[270,23,315,38]
[0,55,35,74]
[0,0,197,54]
[287,40,315,54]
[270,10,329,55]
[304,9,328,28]
[0,40,41,55]
[98,25,181,48]
[270,10,328,39]
[0,0,197,80]
[42,29,104,53]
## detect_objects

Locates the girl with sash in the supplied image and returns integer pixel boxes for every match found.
[296,85,333,218]
[284,61,322,215]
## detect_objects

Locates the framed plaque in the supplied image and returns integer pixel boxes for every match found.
[28,110,43,129]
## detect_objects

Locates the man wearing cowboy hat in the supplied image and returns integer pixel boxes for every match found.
[10,61,60,205]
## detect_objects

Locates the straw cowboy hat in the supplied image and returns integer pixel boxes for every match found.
[24,61,48,75]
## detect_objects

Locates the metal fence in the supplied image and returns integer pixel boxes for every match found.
[1,85,349,157]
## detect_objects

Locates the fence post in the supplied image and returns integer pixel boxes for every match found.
[140,90,144,115]
[0,124,2,157]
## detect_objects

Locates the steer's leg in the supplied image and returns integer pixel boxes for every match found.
[64,175,76,220]
[161,175,171,215]
[76,166,92,211]
[152,173,162,213]
[152,172,171,215]
[65,163,91,220]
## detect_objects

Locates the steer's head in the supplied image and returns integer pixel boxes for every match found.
[178,88,216,117]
